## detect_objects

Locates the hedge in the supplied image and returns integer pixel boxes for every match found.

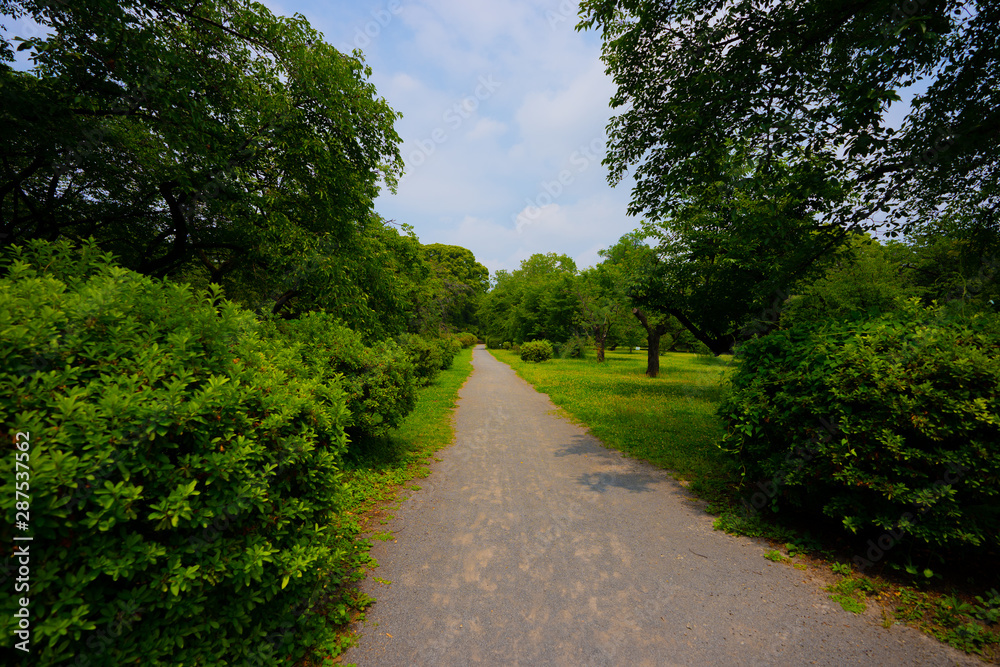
[719,300,1000,551]
[395,334,461,386]
[0,240,360,665]
[279,313,416,448]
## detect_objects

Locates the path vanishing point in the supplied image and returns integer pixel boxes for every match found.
[342,346,978,666]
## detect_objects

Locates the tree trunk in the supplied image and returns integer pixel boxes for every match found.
[594,326,606,363]
[645,328,661,378]
[632,308,668,378]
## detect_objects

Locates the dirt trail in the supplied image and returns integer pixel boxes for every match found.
[342,346,976,666]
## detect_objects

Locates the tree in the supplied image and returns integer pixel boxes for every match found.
[1,0,403,320]
[422,243,490,333]
[478,253,580,345]
[578,0,998,241]
[642,154,850,354]
[599,233,676,376]
[575,264,623,362]
[781,234,924,328]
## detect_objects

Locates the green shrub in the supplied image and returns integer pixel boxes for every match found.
[395,333,444,385]
[720,300,1000,552]
[454,332,478,348]
[486,336,505,350]
[502,341,512,350]
[279,313,417,446]
[520,340,554,363]
[0,240,357,665]
[435,336,462,371]
[395,334,460,384]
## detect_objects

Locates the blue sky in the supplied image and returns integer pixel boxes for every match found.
[262,0,637,274]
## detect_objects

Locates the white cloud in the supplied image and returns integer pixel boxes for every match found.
[466,117,507,141]
[511,59,615,162]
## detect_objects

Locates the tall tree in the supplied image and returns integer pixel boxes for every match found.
[578,0,998,240]
[599,233,674,376]
[641,154,848,354]
[575,264,623,362]
[1,0,403,321]
[422,243,490,333]
[478,253,580,345]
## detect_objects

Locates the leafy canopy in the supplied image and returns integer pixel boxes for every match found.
[578,0,997,237]
[1,0,403,320]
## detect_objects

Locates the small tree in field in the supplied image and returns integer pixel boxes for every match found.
[575,265,624,362]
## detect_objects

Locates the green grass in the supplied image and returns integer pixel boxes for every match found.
[489,348,739,505]
[341,347,474,520]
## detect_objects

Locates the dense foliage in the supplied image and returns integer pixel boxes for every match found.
[0,0,406,328]
[395,333,461,387]
[479,253,580,345]
[519,340,554,363]
[720,300,1000,551]
[276,313,418,451]
[578,0,998,240]
[0,240,361,665]
[579,0,999,355]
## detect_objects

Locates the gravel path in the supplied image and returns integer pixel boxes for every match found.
[342,346,976,666]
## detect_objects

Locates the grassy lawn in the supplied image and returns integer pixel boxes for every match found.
[343,345,475,532]
[488,348,739,506]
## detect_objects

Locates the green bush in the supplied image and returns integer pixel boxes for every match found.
[720,300,1000,551]
[395,334,460,385]
[436,336,462,371]
[454,332,478,348]
[486,336,505,350]
[395,333,443,385]
[279,313,417,447]
[0,240,358,665]
[520,340,554,363]
[502,341,512,350]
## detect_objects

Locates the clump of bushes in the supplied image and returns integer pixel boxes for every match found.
[520,340,554,363]
[437,336,462,370]
[557,335,588,359]
[0,240,360,665]
[279,313,417,447]
[453,332,478,348]
[719,300,1000,551]
[395,333,461,386]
